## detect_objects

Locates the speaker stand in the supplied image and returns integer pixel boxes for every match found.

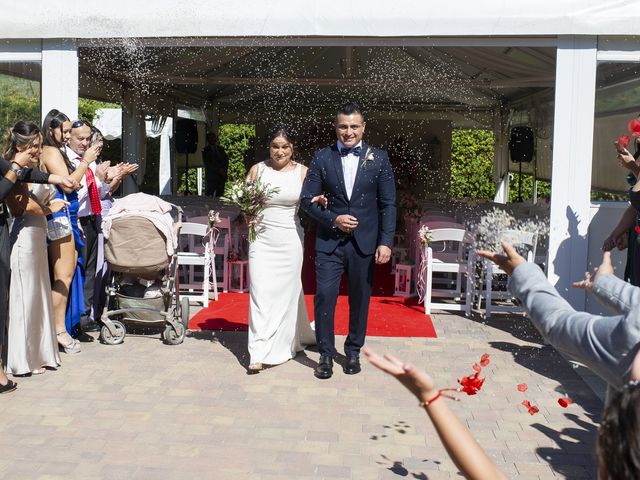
[185,153,190,196]
[518,160,523,202]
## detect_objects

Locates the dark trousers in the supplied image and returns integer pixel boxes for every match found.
[314,237,375,357]
[0,213,8,358]
[80,215,100,315]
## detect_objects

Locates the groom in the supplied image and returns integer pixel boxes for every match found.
[300,102,396,379]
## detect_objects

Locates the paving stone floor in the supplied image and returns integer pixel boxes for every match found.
[0,310,602,480]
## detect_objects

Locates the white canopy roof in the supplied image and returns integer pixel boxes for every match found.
[4,0,640,38]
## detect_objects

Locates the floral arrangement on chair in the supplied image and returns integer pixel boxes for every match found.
[418,225,433,247]
[207,210,221,229]
[220,175,280,242]
[470,207,548,253]
[415,225,434,303]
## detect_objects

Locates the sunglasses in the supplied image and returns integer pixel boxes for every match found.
[71,120,86,128]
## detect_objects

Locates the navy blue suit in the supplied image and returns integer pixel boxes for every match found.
[300,142,396,356]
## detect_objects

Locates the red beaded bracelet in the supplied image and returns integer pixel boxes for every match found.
[418,390,442,407]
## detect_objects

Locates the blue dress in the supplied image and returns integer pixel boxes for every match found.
[48,187,85,336]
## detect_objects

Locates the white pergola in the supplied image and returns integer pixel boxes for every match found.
[2,0,640,311]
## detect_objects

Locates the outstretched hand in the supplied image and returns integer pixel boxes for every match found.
[310,194,328,209]
[476,242,526,275]
[364,347,436,402]
[572,251,614,291]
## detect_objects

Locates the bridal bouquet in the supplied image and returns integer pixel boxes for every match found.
[220,176,280,242]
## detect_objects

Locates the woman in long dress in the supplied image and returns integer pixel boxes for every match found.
[41,110,98,352]
[246,126,318,371]
[4,121,67,375]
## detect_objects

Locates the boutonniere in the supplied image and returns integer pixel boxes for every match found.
[362,147,374,169]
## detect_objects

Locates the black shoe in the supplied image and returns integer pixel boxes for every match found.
[343,355,361,375]
[80,315,100,333]
[314,355,333,379]
[0,379,17,394]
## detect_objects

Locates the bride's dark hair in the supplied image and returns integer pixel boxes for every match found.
[267,124,296,146]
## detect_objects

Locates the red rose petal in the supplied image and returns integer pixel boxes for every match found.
[618,134,631,148]
[458,372,485,396]
[517,383,528,392]
[472,363,482,372]
[635,226,640,235]
[479,353,490,367]
[629,118,640,137]
[558,397,573,408]
[521,399,539,415]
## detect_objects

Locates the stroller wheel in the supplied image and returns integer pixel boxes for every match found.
[100,320,126,345]
[180,297,190,329]
[163,323,185,345]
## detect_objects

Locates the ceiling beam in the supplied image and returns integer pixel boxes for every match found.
[77,37,558,49]
[149,75,554,88]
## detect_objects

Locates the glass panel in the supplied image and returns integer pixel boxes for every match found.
[591,61,640,197]
[0,62,41,132]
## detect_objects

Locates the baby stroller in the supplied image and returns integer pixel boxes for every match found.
[99,203,189,345]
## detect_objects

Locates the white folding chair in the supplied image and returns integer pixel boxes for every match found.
[414,220,464,283]
[476,229,538,318]
[184,216,231,299]
[423,228,475,316]
[176,222,211,306]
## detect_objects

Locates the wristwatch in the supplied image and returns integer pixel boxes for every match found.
[9,162,24,177]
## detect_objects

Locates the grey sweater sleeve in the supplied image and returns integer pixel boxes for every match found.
[508,262,640,388]
[591,273,640,315]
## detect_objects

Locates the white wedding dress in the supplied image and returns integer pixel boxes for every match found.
[248,161,315,365]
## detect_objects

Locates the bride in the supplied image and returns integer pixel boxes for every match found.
[245,125,320,371]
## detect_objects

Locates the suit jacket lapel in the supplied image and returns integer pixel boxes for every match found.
[351,142,368,195]
[330,145,348,199]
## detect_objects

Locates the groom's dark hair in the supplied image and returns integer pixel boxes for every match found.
[337,101,365,121]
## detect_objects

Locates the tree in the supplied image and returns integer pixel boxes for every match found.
[449,129,552,202]
[218,124,256,188]
[449,129,496,199]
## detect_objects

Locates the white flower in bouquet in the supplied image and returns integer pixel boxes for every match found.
[220,174,280,242]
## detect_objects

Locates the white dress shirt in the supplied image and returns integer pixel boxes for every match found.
[337,140,362,200]
[65,146,111,218]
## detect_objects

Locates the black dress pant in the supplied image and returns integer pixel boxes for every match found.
[314,236,375,357]
[80,215,100,316]
[0,211,8,358]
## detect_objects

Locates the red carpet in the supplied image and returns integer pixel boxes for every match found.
[189,294,436,338]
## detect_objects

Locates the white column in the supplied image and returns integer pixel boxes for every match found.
[492,106,510,204]
[159,117,173,195]
[205,104,219,134]
[196,167,203,195]
[121,89,145,195]
[547,36,597,309]
[41,39,78,120]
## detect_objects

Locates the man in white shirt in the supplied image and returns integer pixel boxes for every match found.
[67,121,111,331]
[300,102,396,379]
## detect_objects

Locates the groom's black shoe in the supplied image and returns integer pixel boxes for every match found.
[314,355,333,379]
[343,355,361,375]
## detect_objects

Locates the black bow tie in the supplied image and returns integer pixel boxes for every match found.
[339,146,361,157]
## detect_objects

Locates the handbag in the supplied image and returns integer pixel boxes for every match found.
[47,213,72,241]
[46,191,73,241]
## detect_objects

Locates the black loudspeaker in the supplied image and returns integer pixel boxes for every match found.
[175,119,198,154]
[509,126,534,163]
